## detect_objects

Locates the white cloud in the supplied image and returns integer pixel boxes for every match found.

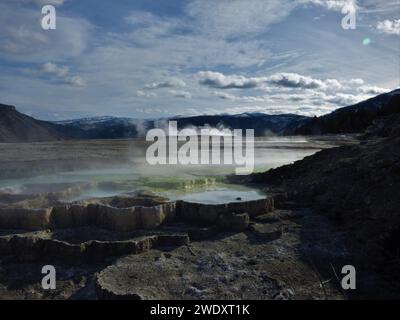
[144,79,187,90]
[168,90,192,99]
[345,78,364,85]
[136,90,156,98]
[357,85,388,95]
[28,62,86,87]
[268,73,327,89]
[325,79,343,90]
[64,76,86,87]
[185,0,296,39]
[212,91,237,100]
[377,19,400,35]
[198,71,266,89]
[302,0,356,11]
[208,80,391,113]
[41,62,69,77]
[212,91,269,102]
[324,92,364,105]
[198,71,346,90]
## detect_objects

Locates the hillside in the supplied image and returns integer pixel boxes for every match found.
[247,112,400,271]
[295,89,400,134]
[0,104,84,143]
[56,117,143,139]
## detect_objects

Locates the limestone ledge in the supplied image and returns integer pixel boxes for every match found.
[0,196,273,232]
[0,232,189,263]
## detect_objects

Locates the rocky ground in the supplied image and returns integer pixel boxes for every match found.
[0,195,398,299]
[95,208,399,300]
[242,113,400,293]
[0,208,358,300]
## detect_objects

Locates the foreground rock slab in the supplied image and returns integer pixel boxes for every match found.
[95,209,353,300]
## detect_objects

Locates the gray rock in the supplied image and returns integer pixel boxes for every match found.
[249,223,282,241]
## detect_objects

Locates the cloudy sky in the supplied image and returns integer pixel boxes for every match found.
[0,0,399,120]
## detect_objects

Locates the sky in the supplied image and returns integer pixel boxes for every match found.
[0,0,399,120]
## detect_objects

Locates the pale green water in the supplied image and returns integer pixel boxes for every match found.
[0,137,331,203]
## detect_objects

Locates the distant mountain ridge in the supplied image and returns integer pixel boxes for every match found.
[0,103,85,143]
[1,89,399,142]
[295,89,400,134]
[54,113,309,138]
[170,113,309,136]
[55,116,124,127]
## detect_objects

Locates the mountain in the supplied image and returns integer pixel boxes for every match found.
[171,113,309,136]
[295,89,400,135]
[54,113,310,138]
[55,116,124,128]
[0,105,148,142]
[1,89,399,142]
[57,89,400,137]
[0,104,85,143]
[56,117,149,139]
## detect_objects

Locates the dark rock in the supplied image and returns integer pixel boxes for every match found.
[157,233,189,247]
[249,102,400,267]
[218,212,250,232]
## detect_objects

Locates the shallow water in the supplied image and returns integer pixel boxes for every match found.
[0,136,349,202]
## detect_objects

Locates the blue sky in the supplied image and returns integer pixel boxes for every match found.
[0,0,399,120]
